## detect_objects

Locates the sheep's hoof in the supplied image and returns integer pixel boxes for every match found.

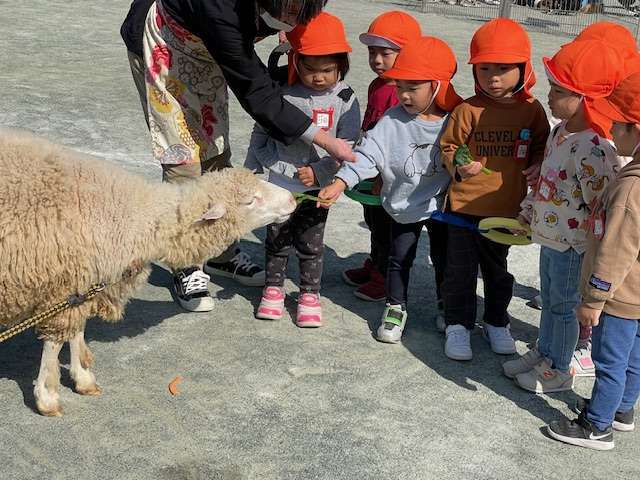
[37,403,64,417]
[76,384,102,396]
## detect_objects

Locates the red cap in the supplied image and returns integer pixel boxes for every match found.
[359,11,422,49]
[286,12,352,85]
[543,39,626,138]
[469,18,535,100]
[385,36,463,112]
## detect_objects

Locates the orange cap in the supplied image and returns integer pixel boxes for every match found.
[469,18,536,100]
[359,11,422,50]
[592,73,640,125]
[574,22,638,60]
[384,36,463,112]
[543,39,626,138]
[573,22,640,75]
[286,12,352,85]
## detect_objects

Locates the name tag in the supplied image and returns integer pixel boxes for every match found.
[313,108,334,131]
[536,176,556,201]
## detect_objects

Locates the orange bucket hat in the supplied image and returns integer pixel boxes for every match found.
[359,11,422,50]
[384,36,463,113]
[469,18,536,100]
[592,72,640,125]
[574,22,638,60]
[286,12,352,85]
[543,39,626,138]
[573,22,640,75]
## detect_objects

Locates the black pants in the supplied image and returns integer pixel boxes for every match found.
[387,218,448,307]
[363,204,393,275]
[265,195,328,293]
[442,217,513,330]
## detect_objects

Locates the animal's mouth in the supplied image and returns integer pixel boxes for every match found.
[273,213,292,224]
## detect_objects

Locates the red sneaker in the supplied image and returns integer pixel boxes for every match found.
[354,268,386,302]
[342,258,373,286]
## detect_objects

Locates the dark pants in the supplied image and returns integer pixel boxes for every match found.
[387,218,448,307]
[443,216,513,330]
[363,204,393,275]
[265,194,329,293]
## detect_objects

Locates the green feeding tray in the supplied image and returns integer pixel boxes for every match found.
[344,180,382,206]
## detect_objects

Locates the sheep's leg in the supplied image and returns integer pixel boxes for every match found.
[34,340,64,417]
[69,329,101,396]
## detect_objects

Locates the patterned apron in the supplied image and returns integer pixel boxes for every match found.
[143,1,230,165]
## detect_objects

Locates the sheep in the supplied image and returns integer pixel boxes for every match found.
[0,129,296,416]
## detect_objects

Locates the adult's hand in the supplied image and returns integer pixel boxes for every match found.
[313,129,356,163]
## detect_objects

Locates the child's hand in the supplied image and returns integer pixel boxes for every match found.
[456,161,483,179]
[576,303,602,327]
[318,178,346,208]
[523,162,542,187]
[297,166,316,187]
[509,215,530,236]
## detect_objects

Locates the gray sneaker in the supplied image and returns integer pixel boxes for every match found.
[515,361,574,393]
[376,304,407,344]
[502,348,545,379]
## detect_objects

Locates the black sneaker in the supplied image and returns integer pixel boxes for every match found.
[172,267,214,312]
[547,412,614,451]
[575,397,635,432]
[204,250,265,287]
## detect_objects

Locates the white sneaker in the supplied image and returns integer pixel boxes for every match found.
[445,325,472,361]
[482,323,517,354]
[377,304,407,344]
[172,267,214,312]
[570,344,596,378]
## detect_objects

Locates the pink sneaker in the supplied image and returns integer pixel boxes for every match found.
[296,292,322,328]
[256,286,285,320]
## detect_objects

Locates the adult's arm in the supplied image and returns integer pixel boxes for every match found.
[188,1,316,146]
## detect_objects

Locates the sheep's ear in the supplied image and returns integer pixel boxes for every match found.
[200,203,226,221]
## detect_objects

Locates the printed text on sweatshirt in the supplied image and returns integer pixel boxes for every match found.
[440,95,550,217]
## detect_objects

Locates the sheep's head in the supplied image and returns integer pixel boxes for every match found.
[196,168,296,230]
[163,168,296,269]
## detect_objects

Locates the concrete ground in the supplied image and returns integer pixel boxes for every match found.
[0,1,638,479]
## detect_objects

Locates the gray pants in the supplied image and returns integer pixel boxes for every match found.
[126,50,237,263]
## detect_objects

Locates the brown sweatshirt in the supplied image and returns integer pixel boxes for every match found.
[440,95,550,217]
[581,158,640,320]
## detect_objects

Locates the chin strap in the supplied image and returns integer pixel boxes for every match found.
[417,81,441,115]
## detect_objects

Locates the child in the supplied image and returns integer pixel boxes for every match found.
[546,71,640,451]
[565,22,638,377]
[244,12,360,327]
[320,36,462,343]
[341,11,421,303]
[439,18,550,361]
[502,40,625,393]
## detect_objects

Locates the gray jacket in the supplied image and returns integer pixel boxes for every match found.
[244,81,361,192]
[337,106,451,224]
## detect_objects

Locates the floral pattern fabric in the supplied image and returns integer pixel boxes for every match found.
[142,1,229,165]
[521,122,623,253]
